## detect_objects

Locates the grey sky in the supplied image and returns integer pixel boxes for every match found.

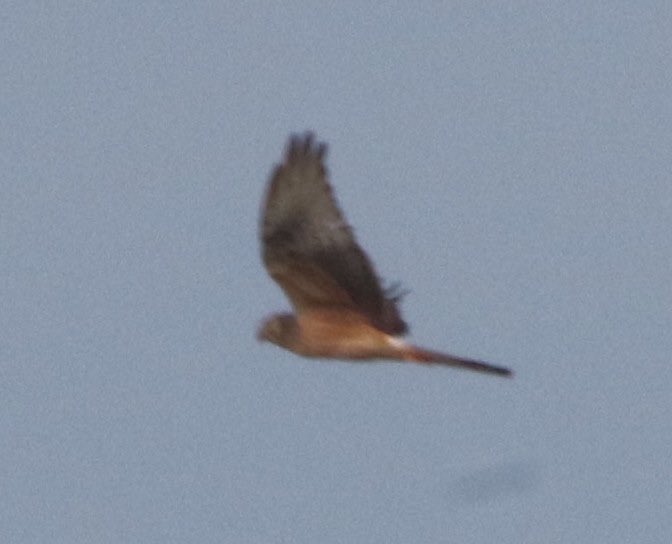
[2,3,671,543]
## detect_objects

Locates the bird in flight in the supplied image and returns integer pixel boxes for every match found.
[257,133,512,377]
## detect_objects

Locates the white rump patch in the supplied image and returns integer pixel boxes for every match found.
[386,336,407,349]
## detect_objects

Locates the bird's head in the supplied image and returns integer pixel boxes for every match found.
[256,313,298,348]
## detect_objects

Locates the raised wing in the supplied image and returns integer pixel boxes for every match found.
[260,133,407,335]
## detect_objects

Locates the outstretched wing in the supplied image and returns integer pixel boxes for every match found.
[260,133,407,335]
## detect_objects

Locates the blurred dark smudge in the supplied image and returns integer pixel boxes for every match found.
[444,460,540,506]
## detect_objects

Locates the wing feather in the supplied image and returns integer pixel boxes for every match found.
[260,133,407,335]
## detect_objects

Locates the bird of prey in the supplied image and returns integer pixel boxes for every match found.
[257,133,512,377]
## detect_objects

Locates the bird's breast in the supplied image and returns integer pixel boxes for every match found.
[296,307,393,360]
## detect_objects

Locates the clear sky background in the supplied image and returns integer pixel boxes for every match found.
[2,3,671,543]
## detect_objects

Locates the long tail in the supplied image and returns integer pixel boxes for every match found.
[404,344,512,377]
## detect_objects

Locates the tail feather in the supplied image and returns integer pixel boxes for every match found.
[405,345,512,377]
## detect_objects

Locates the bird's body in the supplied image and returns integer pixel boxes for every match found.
[260,307,394,360]
[257,133,512,377]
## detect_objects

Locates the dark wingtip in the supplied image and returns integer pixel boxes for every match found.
[384,281,409,303]
[287,131,325,159]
